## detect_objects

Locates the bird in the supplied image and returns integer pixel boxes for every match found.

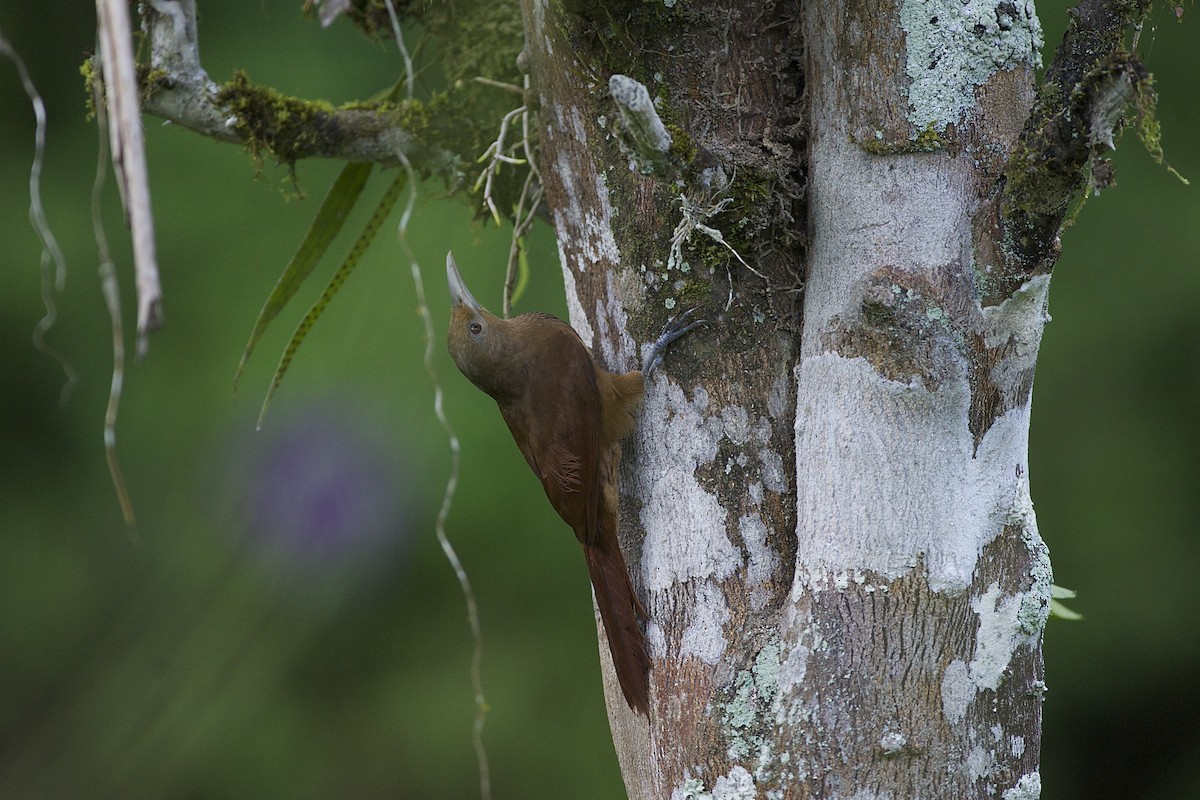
[445,252,701,715]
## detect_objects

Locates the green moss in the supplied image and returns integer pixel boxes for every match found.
[676,278,712,308]
[208,72,510,205]
[79,56,98,119]
[317,0,524,89]
[82,55,175,119]
[1002,56,1187,244]
[999,84,1077,219]
[853,122,948,155]
[1134,75,1189,184]
[214,71,344,172]
[430,0,525,88]
[695,171,772,271]
[665,121,697,166]
[564,0,683,81]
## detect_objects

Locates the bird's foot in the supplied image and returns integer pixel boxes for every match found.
[643,308,706,376]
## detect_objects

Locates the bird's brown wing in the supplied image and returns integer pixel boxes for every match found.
[498,318,602,545]
[498,316,650,714]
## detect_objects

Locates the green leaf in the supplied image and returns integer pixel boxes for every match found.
[1051,584,1077,600]
[234,161,374,394]
[1049,599,1083,621]
[257,171,407,428]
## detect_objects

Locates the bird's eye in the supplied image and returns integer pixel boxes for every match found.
[469,321,483,335]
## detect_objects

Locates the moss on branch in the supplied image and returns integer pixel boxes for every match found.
[989,0,1169,301]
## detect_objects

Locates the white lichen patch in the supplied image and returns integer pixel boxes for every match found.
[719,642,783,770]
[794,354,1038,593]
[672,777,709,800]
[1003,772,1042,800]
[739,515,778,610]
[580,169,621,269]
[777,603,826,704]
[879,731,907,755]
[720,405,754,445]
[636,379,737,592]
[777,641,810,702]
[758,449,787,494]
[941,578,1044,723]
[680,581,733,664]
[555,250,594,343]
[900,0,1043,130]
[980,274,1051,350]
[971,582,1023,691]
[635,380,743,662]
[712,766,757,800]
[941,658,973,723]
[671,766,758,800]
[550,126,628,353]
[594,270,638,369]
[636,377,787,612]
[967,744,997,781]
[982,274,1051,402]
[553,149,581,225]
[801,151,969,338]
[1016,511,1052,637]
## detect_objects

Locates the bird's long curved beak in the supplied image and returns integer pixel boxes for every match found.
[446,252,482,313]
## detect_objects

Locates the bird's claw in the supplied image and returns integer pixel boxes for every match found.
[644,308,707,376]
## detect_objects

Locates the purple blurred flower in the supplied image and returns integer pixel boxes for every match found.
[238,402,413,568]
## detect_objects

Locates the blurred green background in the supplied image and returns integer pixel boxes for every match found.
[0,3,1195,798]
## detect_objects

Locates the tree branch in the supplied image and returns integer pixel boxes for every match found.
[608,74,672,172]
[989,0,1153,301]
[136,0,449,169]
[99,0,163,357]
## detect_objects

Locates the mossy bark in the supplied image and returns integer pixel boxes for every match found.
[519,1,803,796]
[513,0,1139,796]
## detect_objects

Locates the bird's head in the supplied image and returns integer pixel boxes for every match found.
[446,252,519,401]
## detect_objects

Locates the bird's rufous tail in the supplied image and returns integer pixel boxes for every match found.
[583,537,650,715]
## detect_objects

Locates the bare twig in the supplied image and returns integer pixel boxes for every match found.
[474,74,544,318]
[502,168,544,317]
[474,104,529,225]
[609,74,672,160]
[668,191,765,310]
[97,0,163,359]
[90,78,137,532]
[472,76,525,96]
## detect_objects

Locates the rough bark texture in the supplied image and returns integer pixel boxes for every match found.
[520,0,804,795]
[789,2,1049,793]
[521,0,1062,797]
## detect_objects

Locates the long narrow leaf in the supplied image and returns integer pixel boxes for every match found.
[234,161,373,393]
[256,172,407,428]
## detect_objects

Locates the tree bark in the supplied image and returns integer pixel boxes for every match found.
[520,0,1065,797]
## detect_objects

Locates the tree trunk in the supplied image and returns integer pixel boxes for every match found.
[521,0,1051,797]
[127,0,1153,794]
